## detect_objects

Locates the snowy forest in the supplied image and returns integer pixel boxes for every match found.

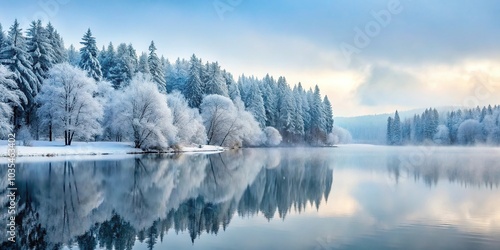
[386,105,500,145]
[0,20,335,149]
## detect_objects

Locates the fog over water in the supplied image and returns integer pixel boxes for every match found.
[1,146,500,249]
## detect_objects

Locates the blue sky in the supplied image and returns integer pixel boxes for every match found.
[1,0,500,116]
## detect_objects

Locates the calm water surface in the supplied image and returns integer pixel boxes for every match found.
[1,146,500,249]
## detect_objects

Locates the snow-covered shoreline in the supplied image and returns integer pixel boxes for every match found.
[0,140,224,157]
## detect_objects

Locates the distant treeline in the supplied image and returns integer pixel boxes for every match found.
[387,105,500,145]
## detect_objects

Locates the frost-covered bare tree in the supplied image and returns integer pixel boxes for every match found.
[201,95,262,147]
[457,119,482,145]
[110,74,176,149]
[261,126,282,146]
[327,125,352,145]
[166,91,207,145]
[37,63,103,145]
[0,65,26,136]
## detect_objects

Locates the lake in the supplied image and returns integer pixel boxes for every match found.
[2,146,500,249]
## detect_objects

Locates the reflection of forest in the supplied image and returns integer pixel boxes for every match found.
[1,149,333,249]
[386,150,500,188]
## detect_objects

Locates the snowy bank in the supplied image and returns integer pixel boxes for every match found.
[0,140,224,157]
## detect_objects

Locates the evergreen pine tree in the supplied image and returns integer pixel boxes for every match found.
[127,43,138,72]
[79,29,102,81]
[137,52,150,75]
[109,43,134,89]
[0,20,40,117]
[387,117,393,145]
[67,44,80,66]
[184,54,204,108]
[291,86,305,138]
[98,42,115,80]
[392,110,402,145]
[261,74,277,127]
[0,24,6,53]
[224,70,240,101]
[323,96,334,134]
[148,41,166,93]
[246,81,266,128]
[45,23,65,63]
[204,62,228,96]
[309,85,326,143]
[27,20,54,84]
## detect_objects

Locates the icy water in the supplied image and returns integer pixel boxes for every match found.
[2,146,500,250]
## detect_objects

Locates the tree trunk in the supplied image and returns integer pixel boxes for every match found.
[49,124,53,142]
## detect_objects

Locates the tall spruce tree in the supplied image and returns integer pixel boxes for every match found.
[323,96,334,134]
[309,85,326,143]
[27,20,54,84]
[392,110,402,145]
[0,20,40,124]
[45,23,65,63]
[67,44,80,66]
[137,52,150,75]
[98,42,115,80]
[204,62,228,96]
[261,74,277,127]
[184,54,204,108]
[109,43,134,89]
[246,81,266,128]
[387,117,393,145]
[148,41,166,93]
[0,24,6,53]
[79,29,102,81]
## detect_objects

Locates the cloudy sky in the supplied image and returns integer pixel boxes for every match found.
[1,0,500,116]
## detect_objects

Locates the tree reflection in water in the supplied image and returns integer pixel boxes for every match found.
[1,149,333,249]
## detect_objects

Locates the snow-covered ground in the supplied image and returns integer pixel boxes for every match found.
[0,140,224,157]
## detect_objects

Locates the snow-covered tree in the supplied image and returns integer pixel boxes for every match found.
[45,22,65,64]
[323,96,334,134]
[184,54,204,108]
[201,95,262,147]
[204,62,228,96]
[67,44,80,66]
[224,70,240,101]
[308,85,327,143]
[37,63,103,145]
[166,58,188,93]
[0,65,26,136]
[261,74,277,127]
[0,20,40,127]
[276,77,294,137]
[127,43,138,72]
[245,81,266,128]
[167,91,207,145]
[433,124,450,145]
[79,29,102,81]
[391,110,402,145]
[98,42,115,80]
[234,98,263,146]
[148,41,166,93]
[109,74,176,149]
[261,127,282,146]
[291,86,305,137]
[27,20,54,84]
[457,119,482,145]
[201,94,238,146]
[108,43,134,89]
[0,23,5,50]
[137,52,150,75]
[327,126,352,145]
